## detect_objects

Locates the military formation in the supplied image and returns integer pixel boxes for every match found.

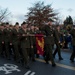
[0,21,75,69]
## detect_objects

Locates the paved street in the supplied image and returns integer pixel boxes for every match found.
[0,51,75,75]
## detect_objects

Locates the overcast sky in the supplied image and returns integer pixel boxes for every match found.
[0,0,75,24]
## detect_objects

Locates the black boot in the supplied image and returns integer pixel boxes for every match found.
[59,57,63,60]
[52,63,56,67]
[46,61,49,64]
[44,58,49,64]
[25,65,30,69]
[32,58,36,62]
[70,58,74,62]
[53,54,55,58]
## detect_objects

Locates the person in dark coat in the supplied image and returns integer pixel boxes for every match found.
[0,24,5,57]
[12,22,20,62]
[70,27,75,62]
[43,20,56,67]
[3,22,11,59]
[53,26,63,60]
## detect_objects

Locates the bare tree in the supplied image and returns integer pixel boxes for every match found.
[25,1,58,27]
[0,7,11,23]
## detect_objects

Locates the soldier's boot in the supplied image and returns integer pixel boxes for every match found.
[53,54,55,58]
[70,52,74,62]
[70,55,74,62]
[24,62,30,69]
[32,58,36,62]
[59,57,63,60]
[25,65,30,69]
[52,63,56,67]
[44,56,49,64]
[70,58,74,62]
[32,54,36,62]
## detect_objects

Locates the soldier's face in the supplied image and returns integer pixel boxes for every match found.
[9,26,12,29]
[57,26,60,30]
[48,21,52,26]
[16,25,19,29]
[1,26,4,29]
[24,24,28,28]
[22,25,26,29]
[6,25,9,28]
[31,26,34,30]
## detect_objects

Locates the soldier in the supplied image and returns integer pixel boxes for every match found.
[4,22,11,59]
[0,24,5,57]
[29,25,36,61]
[12,22,20,62]
[9,24,13,56]
[43,20,56,67]
[70,26,75,62]
[19,22,33,69]
[53,26,63,60]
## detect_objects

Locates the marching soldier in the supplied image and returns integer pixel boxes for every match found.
[70,26,75,62]
[4,22,11,59]
[29,25,36,61]
[43,20,56,67]
[19,22,33,69]
[0,24,5,57]
[53,26,63,60]
[9,25,13,55]
[12,22,20,62]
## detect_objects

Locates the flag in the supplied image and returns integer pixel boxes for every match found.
[35,34,44,55]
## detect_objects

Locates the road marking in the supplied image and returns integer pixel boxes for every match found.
[36,58,75,71]
[0,64,20,74]
[24,71,35,75]
[30,72,35,75]
[24,70,31,75]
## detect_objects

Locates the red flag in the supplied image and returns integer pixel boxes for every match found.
[35,34,44,55]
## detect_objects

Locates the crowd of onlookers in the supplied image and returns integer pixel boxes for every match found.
[54,25,73,50]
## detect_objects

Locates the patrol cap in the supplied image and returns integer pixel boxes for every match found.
[21,21,26,26]
[15,22,19,26]
[6,22,9,25]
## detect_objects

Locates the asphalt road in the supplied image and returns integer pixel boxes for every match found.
[0,51,75,75]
